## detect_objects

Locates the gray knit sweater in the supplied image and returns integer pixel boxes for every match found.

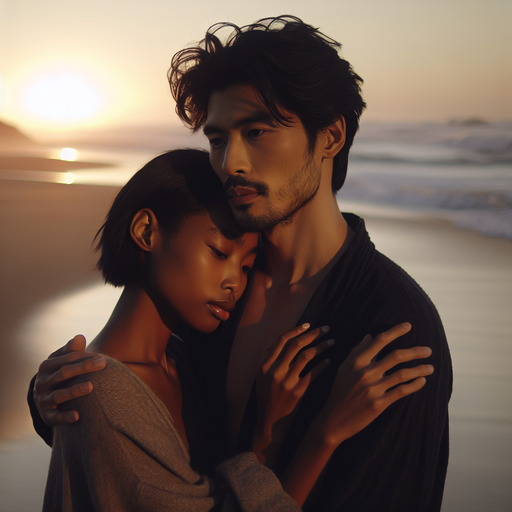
[43,357,300,511]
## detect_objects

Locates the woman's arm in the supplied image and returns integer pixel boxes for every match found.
[45,357,301,512]
[255,323,434,507]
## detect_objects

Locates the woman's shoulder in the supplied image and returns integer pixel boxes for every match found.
[69,356,172,424]
[76,355,138,391]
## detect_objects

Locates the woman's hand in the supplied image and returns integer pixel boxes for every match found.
[313,322,433,448]
[280,322,434,507]
[253,323,333,466]
[33,335,106,426]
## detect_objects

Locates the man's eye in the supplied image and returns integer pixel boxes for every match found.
[211,247,227,260]
[242,265,253,274]
[208,138,224,148]
[247,129,265,138]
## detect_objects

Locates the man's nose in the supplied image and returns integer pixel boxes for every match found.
[221,139,250,178]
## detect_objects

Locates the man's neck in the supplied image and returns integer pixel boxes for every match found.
[262,191,352,288]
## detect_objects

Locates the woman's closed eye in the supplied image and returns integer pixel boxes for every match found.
[210,247,227,260]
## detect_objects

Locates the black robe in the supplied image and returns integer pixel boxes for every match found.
[192,213,452,512]
[29,213,452,512]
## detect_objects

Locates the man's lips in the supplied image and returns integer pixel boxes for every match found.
[226,187,259,206]
[207,301,235,322]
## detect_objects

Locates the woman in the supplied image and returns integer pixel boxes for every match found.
[43,149,433,511]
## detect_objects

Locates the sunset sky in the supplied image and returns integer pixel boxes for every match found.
[0,0,510,142]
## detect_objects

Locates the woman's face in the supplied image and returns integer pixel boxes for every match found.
[148,203,258,333]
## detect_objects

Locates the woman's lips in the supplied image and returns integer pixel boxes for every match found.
[227,187,259,206]
[207,302,235,322]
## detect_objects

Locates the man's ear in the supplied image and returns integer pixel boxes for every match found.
[130,209,157,252]
[320,117,346,158]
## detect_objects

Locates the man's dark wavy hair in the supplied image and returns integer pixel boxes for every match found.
[94,149,223,287]
[168,15,366,192]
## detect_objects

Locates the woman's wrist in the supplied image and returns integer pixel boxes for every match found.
[306,416,347,453]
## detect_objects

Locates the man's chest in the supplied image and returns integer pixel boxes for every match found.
[225,274,321,432]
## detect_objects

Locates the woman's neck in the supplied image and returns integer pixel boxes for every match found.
[88,285,190,451]
[87,285,176,368]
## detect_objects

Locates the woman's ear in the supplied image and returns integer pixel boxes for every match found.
[320,117,346,159]
[130,209,157,252]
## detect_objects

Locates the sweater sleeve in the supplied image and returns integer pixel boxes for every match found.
[43,358,300,512]
[27,374,53,447]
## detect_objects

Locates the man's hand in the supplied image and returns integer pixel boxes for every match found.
[33,335,106,427]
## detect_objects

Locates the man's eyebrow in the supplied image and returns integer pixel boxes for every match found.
[203,111,277,136]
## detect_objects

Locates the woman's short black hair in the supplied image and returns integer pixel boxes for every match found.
[168,15,366,192]
[95,149,223,287]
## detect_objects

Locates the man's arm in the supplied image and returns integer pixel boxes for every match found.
[27,334,106,445]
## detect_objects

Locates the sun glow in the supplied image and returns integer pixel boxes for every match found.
[60,148,77,161]
[24,72,102,123]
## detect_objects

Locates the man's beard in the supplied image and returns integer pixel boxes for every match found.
[224,155,321,232]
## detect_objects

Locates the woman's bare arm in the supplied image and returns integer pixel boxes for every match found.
[262,323,434,507]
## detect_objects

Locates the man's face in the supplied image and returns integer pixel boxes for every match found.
[203,84,322,232]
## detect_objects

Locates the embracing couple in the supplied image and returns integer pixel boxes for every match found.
[29,16,452,512]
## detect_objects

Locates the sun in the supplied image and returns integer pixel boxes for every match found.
[24,71,102,123]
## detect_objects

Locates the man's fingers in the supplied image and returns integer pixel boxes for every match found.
[52,381,94,405]
[43,408,80,427]
[57,355,106,383]
[35,354,105,413]
[39,381,93,410]
[48,334,87,358]
[39,354,106,387]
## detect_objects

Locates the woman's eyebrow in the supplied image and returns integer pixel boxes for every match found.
[208,227,244,244]
[208,227,258,252]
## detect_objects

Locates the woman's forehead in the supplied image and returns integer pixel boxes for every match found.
[205,199,243,237]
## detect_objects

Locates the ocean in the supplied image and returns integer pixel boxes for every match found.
[339,120,512,240]
[61,119,512,240]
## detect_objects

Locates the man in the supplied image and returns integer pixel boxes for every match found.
[30,16,452,511]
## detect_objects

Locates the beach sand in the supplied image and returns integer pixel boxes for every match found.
[1,180,511,511]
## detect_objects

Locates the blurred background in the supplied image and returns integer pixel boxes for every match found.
[1,0,511,510]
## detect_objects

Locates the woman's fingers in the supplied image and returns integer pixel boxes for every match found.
[278,326,330,369]
[353,323,412,368]
[376,345,432,375]
[288,339,334,381]
[380,376,428,409]
[382,363,434,391]
[263,323,311,367]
